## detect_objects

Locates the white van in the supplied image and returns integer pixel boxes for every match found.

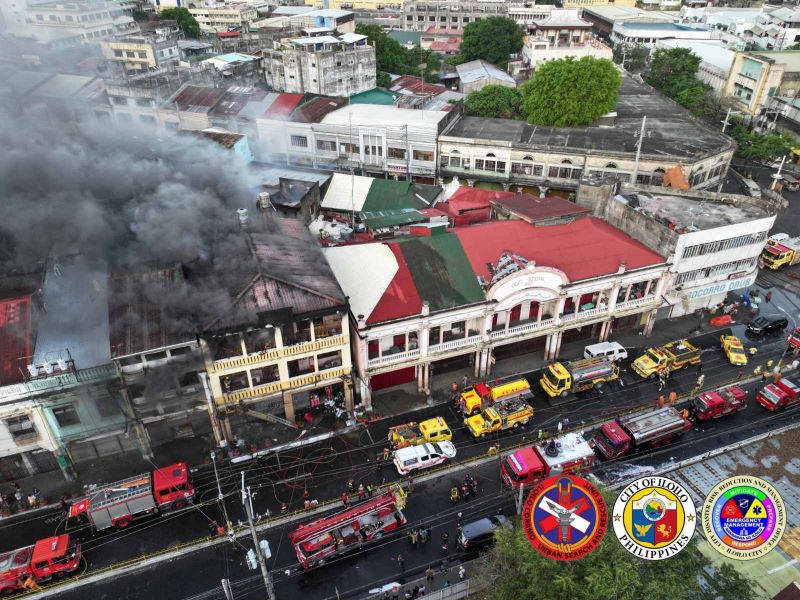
[741,178,762,198]
[393,442,456,475]
[584,341,628,362]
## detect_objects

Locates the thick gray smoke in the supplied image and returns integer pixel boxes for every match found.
[0,97,277,338]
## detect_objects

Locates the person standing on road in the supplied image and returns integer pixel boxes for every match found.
[419,526,428,544]
[358,483,365,501]
[341,492,349,508]
[426,567,435,582]
[737,368,744,381]
[458,565,466,581]
[668,391,677,406]
[557,421,563,434]
[658,372,665,391]
[658,394,666,409]
[563,417,569,430]
[462,375,469,388]
[697,374,705,389]
[697,363,703,374]
[426,523,432,541]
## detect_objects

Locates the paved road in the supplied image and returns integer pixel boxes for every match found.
[48,374,800,600]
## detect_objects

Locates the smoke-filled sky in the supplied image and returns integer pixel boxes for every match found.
[0,94,279,339]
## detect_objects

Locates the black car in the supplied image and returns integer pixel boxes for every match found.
[457,515,513,552]
[747,315,789,335]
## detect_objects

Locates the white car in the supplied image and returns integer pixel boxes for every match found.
[393,442,457,475]
[584,341,628,362]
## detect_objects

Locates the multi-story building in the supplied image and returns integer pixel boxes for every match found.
[577,181,779,317]
[22,0,138,46]
[522,36,612,72]
[256,8,356,33]
[305,0,400,11]
[437,77,735,195]
[530,9,592,45]
[655,40,733,94]
[258,99,461,182]
[262,32,376,96]
[751,7,800,51]
[101,32,180,74]
[323,200,669,402]
[582,6,677,41]
[610,22,714,47]
[723,51,800,120]
[402,0,507,32]
[199,218,353,441]
[189,3,258,32]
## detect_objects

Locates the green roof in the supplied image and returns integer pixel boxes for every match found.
[398,234,484,312]
[350,88,398,106]
[361,208,425,229]
[388,30,421,47]
[362,179,441,213]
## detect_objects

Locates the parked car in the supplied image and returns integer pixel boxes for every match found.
[747,315,789,336]
[740,177,762,198]
[457,515,513,552]
[583,341,628,362]
[393,442,456,475]
[721,334,748,366]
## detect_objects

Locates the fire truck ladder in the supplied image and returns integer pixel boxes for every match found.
[88,475,152,510]
[242,407,299,429]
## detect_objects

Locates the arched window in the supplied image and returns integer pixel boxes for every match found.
[605,162,618,169]
[653,167,666,174]
[450,149,460,154]
[522,155,534,161]
[486,152,496,158]
[561,159,572,165]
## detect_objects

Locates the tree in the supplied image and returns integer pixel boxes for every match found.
[479,509,759,600]
[728,122,796,162]
[376,72,392,88]
[459,17,524,68]
[465,85,523,118]
[356,23,407,74]
[521,56,620,126]
[612,42,649,72]
[647,47,701,94]
[160,7,200,38]
[424,51,442,83]
[131,7,150,22]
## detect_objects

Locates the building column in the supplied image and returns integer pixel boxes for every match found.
[519,301,531,321]
[361,376,373,411]
[539,186,549,198]
[502,182,511,191]
[537,302,544,322]
[201,371,228,449]
[644,279,653,298]
[421,364,429,391]
[19,451,38,476]
[283,391,296,424]
[417,364,425,392]
[344,379,355,415]
[474,350,482,378]
[643,309,657,336]
[544,333,555,361]
[599,320,612,342]
[553,331,564,359]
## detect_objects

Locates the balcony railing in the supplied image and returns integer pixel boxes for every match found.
[367,348,421,368]
[209,334,347,373]
[429,334,483,355]
[219,366,351,405]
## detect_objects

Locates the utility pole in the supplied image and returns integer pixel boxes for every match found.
[631,115,646,184]
[221,579,235,600]
[772,154,786,191]
[241,472,277,600]
[211,451,232,536]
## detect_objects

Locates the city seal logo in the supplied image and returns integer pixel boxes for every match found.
[612,476,696,560]
[522,474,607,561]
[702,475,786,561]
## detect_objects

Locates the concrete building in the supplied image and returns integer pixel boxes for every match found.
[582,6,678,41]
[530,9,592,45]
[189,3,258,32]
[254,8,355,33]
[437,77,735,195]
[751,7,800,51]
[420,27,462,55]
[102,32,180,74]
[723,51,800,120]
[560,0,635,8]
[323,203,668,402]
[611,22,715,47]
[522,36,612,72]
[262,32,376,96]
[455,60,516,94]
[401,0,507,32]
[577,181,779,317]
[21,0,138,47]
[656,39,734,93]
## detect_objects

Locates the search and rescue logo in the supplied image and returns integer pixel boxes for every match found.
[522,474,607,561]
[612,476,696,560]
[702,476,786,561]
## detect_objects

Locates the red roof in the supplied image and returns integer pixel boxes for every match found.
[389,75,448,96]
[453,218,665,283]
[430,40,462,53]
[263,93,304,119]
[0,295,31,385]
[216,31,241,38]
[32,536,69,563]
[419,207,448,218]
[368,243,422,324]
[440,187,517,225]
[490,194,590,223]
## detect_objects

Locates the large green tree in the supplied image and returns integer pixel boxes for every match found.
[647,47,701,95]
[160,7,200,38]
[355,23,442,84]
[481,514,759,600]
[612,42,649,72]
[728,122,796,162]
[458,16,524,68]
[521,56,620,126]
[465,85,523,119]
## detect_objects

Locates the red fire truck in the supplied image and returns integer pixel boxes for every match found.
[0,535,81,594]
[692,385,747,421]
[787,327,800,350]
[68,462,194,531]
[500,432,596,488]
[756,378,800,411]
[592,407,691,460]
[288,485,407,569]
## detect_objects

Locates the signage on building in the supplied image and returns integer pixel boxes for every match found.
[682,274,756,300]
[387,163,407,173]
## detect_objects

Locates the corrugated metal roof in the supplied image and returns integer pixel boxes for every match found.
[322,173,374,212]
[262,93,304,118]
[361,208,425,229]
[323,244,398,322]
[456,60,516,85]
[295,96,348,122]
[490,194,591,223]
[171,85,227,112]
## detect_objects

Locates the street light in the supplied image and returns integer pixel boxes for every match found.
[771,154,787,191]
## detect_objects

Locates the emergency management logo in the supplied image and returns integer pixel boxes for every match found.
[522,474,607,561]
[702,476,786,561]
[612,477,696,560]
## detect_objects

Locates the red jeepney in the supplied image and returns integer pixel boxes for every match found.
[756,378,800,411]
[500,432,595,488]
[0,535,81,594]
[788,327,800,350]
[693,385,747,421]
[288,485,407,569]
[68,462,194,531]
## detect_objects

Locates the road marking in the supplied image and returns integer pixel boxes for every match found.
[768,559,799,574]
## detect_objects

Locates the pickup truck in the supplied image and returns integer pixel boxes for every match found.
[632,339,701,379]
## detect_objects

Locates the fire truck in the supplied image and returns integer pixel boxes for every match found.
[692,385,747,421]
[539,357,619,398]
[592,407,691,459]
[464,397,533,438]
[632,340,701,379]
[0,535,81,594]
[760,235,800,270]
[756,378,800,411]
[457,378,531,416]
[289,485,407,569]
[388,417,452,449]
[500,432,596,488]
[787,327,800,350]
[68,462,195,531]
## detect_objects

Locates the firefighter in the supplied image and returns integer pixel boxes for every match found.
[658,394,666,408]
[21,576,41,592]
[358,484,365,501]
[668,391,677,406]
[450,487,459,504]
[450,381,458,399]
[347,479,355,493]
[341,492,349,508]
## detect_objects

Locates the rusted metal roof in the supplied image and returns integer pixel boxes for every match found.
[293,96,348,123]
[191,129,246,149]
[171,85,227,112]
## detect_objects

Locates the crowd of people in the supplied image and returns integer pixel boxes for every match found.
[0,482,42,515]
